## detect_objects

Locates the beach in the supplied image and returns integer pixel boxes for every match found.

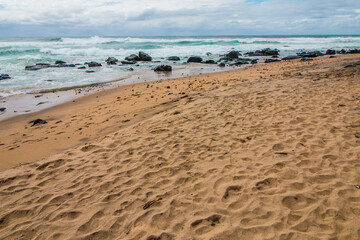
[0,54,360,239]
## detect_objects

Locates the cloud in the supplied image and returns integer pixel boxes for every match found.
[0,0,359,36]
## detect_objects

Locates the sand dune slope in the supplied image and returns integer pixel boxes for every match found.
[0,56,360,239]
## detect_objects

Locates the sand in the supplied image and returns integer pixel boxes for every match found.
[0,54,359,239]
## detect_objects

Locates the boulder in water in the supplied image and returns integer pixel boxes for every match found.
[187,56,203,63]
[153,65,172,72]
[106,57,118,65]
[139,51,152,61]
[167,56,180,61]
[85,62,102,67]
[0,74,11,80]
[125,54,140,61]
[247,48,279,56]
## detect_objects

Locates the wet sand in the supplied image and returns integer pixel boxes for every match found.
[0,54,359,239]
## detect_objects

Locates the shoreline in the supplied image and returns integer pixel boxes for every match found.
[0,53,359,239]
[0,63,240,121]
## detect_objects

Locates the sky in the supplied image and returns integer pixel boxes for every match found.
[0,0,359,37]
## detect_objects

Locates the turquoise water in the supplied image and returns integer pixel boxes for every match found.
[0,35,360,96]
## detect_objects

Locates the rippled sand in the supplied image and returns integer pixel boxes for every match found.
[0,54,359,239]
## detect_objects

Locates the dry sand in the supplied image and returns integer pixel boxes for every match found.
[0,54,359,239]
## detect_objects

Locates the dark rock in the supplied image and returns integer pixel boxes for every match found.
[0,107,6,112]
[34,95,42,98]
[167,56,180,61]
[329,56,336,58]
[282,55,302,60]
[297,51,324,58]
[36,63,51,66]
[230,60,249,66]
[247,48,279,56]
[120,61,136,65]
[206,52,212,56]
[55,64,75,68]
[187,56,203,63]
[344,64,356,68]
[337,49,347,54]
[106,57,118,65]
[272,55,279,58]
[29,119,47,127]
[348,49,360,54]
[264,59,281,63]
[85,62,102,67]
[300,58,313,62]
[153,65,172,72]
[138,51,152,61]
[127,68,134,71]
[326,49,336,55]
[85,70,95,73]
[125,54,140,61]
[25,65,44,71]
[78,66,86,69]
[251,59,258,64]
[218,63,226,67]
[55,60,66,64]
[226,50,241,59]
[204,60,216,64]
[0,74,11,80]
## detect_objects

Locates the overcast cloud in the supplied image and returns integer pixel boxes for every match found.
[0,0,359,36]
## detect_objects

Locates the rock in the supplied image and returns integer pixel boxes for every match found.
[348,49,360,54]
[300,58,313,62]
[78,66,86,69]
[138,51,152,61]
[187,56,203,63]
[106,57,118,65]
[167,56,180,61]
[226,50,241,59]
[0,74,11,80]
[251,59,258,64]
[218,63,226,67]
[34,95,42,98]
[55,64,75,68]
[125,54,140,61]
[153,65,172,72]
[326,49,336,55]
[26,62,75,70]
[127,68,134,71]
[204,60,216,64]
[230,60,249,66]
[25,65,44,71]
[264,59,281,63]
[55,60,66,64]
[329,56,336,58]
[29,119,47,127]
[337,49,347,54]
[297,51,324,58]
[206,52,212,56]
[272,55,279,58]
[36,63,51,66]
[0,107,6,112]
[85,70,95,73]
[85,62,102,67]
[282,55,302,60]
[247,48,279,56]
[120,61,136,65]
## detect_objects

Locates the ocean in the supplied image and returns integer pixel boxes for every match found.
[1,35,360,96]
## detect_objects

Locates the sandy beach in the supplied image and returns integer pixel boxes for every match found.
[0,54,359,239]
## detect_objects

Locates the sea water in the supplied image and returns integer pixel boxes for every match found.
[0,35,360,96]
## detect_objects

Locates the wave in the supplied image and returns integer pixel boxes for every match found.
[39,47,120,56]
[0,48,40,56]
